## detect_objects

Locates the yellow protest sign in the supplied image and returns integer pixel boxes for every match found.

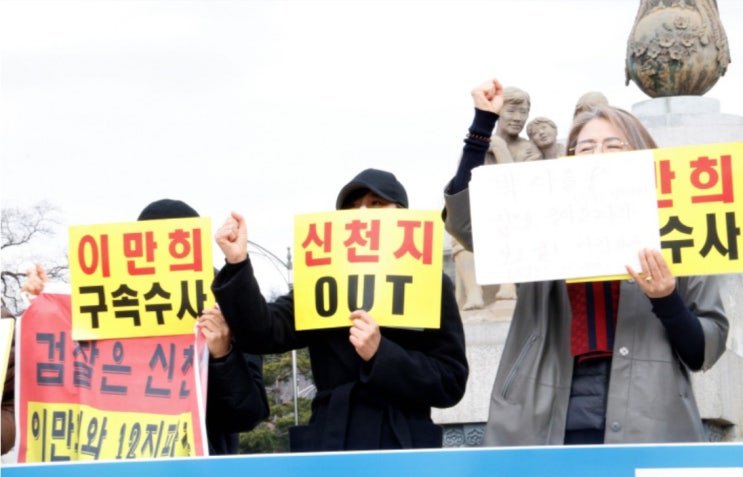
[23,402,198,461]
[568,141,742,282]
[656,141,742,276]
[293,209,443,330]
[69,217,215,340]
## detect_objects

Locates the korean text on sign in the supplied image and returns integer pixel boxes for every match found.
[69,217,215,340]
[294,209,444,330]
[654,141,742,276]
[16,292,209,462]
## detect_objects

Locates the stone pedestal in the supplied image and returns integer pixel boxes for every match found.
[432,298,514,426]
[631,96,743,147]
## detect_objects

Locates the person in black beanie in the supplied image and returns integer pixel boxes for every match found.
[207,170,468,452]
[139,199,269,455]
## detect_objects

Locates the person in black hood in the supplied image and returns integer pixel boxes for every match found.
[139,199,269,455]
[208,169,468,452]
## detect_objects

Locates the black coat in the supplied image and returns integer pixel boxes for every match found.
[213,258,468,452]
[205,343,269,454]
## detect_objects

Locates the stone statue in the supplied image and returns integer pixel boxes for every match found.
[573,91,609,118]
[456,87,539,311]
[526,117,565,159]
[486,86,543,164]
[625,0,731,97]
[451,239,485,310]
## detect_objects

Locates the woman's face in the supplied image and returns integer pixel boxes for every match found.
[573,118,630,155]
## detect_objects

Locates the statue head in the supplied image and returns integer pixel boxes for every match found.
[526,117,558,149]
[496,86,531,139]
[573,91,609,118]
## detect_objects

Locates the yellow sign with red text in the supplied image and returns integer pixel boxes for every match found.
[566,141,742,283]
[69,217,215,340]
[293,209,444,330]
[655,142,741,276]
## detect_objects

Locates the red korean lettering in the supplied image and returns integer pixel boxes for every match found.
[301,222,332,266]
[77,234,111,277]
[123,231,157,275]
[394,220,434,264]
[689,154,734,204]
[656,158,676,208]
[168,228,203,272]
[343,219,381,263]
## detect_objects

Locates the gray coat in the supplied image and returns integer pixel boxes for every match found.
[444,185,729,445]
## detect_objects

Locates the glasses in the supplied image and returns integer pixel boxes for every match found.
[570,137,629,155]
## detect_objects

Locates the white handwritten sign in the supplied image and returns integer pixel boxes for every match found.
[469,150,660,284]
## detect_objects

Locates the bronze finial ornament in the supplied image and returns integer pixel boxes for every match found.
[625,0,731,97]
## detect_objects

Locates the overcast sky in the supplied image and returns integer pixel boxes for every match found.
[2,0,742,295]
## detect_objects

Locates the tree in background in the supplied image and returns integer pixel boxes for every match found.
[1,202,68,314]
[239,348,314,453]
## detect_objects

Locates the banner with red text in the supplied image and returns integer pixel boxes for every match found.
[16,292,209,462]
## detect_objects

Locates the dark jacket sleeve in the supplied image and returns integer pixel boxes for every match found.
[206,346,269,434]
[212,258,303,354]
[444,109,498,251]
[658,275,729,372]
[359,274,469,408]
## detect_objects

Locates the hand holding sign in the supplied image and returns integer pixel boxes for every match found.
[197,307,232,359]
[626,248,676,299]
[349,309,381,362]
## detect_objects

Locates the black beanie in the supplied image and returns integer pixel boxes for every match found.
[137,199,200,221]
[335,169,409,210]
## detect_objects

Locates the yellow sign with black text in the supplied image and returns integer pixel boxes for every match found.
[69,217,215,340]
[655,141,741,276]
[293,209,443,330]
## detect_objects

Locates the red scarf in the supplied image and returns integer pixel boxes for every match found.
[568,281,619,362]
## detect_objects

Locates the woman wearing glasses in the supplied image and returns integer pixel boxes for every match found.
[443,78,729,445]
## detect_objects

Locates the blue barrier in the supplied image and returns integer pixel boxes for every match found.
[3,443,742,477]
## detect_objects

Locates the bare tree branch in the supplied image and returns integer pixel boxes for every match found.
[1,201,68,315]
